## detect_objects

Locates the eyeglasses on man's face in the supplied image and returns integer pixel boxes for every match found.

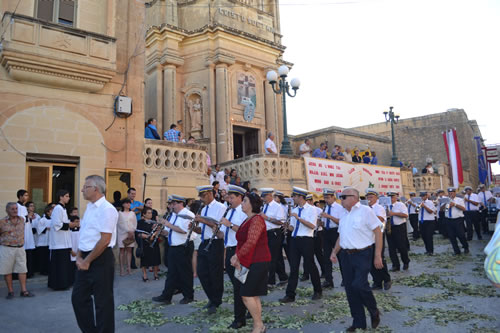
[339,194,355,200]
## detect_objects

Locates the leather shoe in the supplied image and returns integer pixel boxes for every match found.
[228,321,246,329]
[371,283,382,290]
[346,326,357,332]
[279,295,295,303]
[311,292,322,300]
[384,280,392,290]
[371,309,381,329]
[390,267,400,272]
[300,275,309,282]
[203,301,213,309]
[152,295,171,304]
[464,248,470,254]
[206,305,217,315]
[179,298,194,304]
[403,264,409,270]
[321,281,334,289]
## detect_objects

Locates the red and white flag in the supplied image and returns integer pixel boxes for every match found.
[442,128,464,188]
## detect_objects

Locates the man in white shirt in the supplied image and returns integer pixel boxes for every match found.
[299,139,312,157]
[418,191,437,255]
[72,175,118,333]
[264,132,278,154]
[406,192,420,241]
[280,187,322,303]
[444,188,469,255]
[259,188,288,287]
[302,194,325,283]
[330,187,382,331]
[386,192,410,271]
[153,195,195,305]
[320,188,345,289]
[365,189,391,291]
[478,184,493,234]
[463,186,482,241]
[219,185,248,329]
[207,167,215,185]
[215,164,226,184]
[193,185,228,314]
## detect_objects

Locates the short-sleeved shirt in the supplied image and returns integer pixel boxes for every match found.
[0,216,24,246]
[446,197,465,219]
[130,200,143,221]
[299,143,311,157]
[262,200,285,230]
[199,199,227,241]
[465,193,480,211]
[166,207,194,246]
[312,148,326,159]
[265,138,277,154]
[479,191,493,207]
[339,202,382,249]
[322,202,345,229]
[79,196,119,252]
[389,201,408,225]
[221,204,247,248]
[419,199,436,221]
[290,203,318,238]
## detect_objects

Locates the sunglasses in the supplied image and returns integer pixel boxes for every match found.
[339,195,355,200]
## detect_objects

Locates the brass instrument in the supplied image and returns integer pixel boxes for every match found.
[184,204,204,247]
[205,206,231,252]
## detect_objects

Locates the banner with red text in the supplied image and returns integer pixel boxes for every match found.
[304,157,402,195]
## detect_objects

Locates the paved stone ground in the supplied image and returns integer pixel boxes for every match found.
[1,236,499,333]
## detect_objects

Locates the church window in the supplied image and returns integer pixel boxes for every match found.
[36,0,76,27]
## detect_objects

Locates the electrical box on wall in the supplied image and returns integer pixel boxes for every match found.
[116,96,132,115]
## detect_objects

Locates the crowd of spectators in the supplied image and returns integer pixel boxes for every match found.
[299,139,378,165]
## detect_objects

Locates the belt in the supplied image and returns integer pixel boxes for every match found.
[342,245,371,254]
[4,244,23,248]
[226,246,237,250]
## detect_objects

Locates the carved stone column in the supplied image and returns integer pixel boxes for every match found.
[264,75,278,149]
[215,63,230,163]
[163,65,177,133]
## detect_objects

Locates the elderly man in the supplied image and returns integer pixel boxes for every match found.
[265,132,278,154]
[330,188,382,331]
[0,202,35,299]
[72,175,119,333]
[463,186,481,240]
[299,139,312,157]
[444,188,469,255]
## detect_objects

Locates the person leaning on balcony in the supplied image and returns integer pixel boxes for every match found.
[299,139,312,157]
[144,118,161,140]
[312,143,327,159]
[164,124,180,142]
[352,150,362,163]
[265,132,278,154]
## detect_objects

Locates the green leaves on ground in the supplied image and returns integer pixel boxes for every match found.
[404,305,494,327]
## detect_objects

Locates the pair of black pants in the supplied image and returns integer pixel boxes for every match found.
[437,211,448,238]
[267,229,288,284]
[464,211,482,240]
[480,209,489,233]
[163,239,169,267]
[304,230,325,278]
[36,246,50,275]
[445,217,469,254]
[197,239,224,306]
[420,220,435,254]
[72,248,115,333]
[386,223,410,269]
[161,242,194,300]
[340,247,378,329]
[408,214,419,239]
[370,234,390,286]
[285,237,322,298]
[225,246,247,324]
[322,228,340,284]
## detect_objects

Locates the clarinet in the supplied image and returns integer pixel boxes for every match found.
[149,218,165,248]
[283,204,292,246]
[205,206,231,252]
[184,204,204,247]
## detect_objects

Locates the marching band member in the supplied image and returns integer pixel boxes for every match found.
[436,189,448,238]
[463,186,482,240]
[259,188,288,287]
[193,185,227,314]
[366,189,391,290]
[418,191,437,255]
[478,184,493,234]
[219,185,248,329]
[153,195,195,305]
[444,188,470,255]
[406,192,420,241]
[320,188,345,289]
[386,192,410,271]
[280,187,322,303]
[302,194,325,282]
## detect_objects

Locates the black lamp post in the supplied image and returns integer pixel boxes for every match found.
[266,65,300,155]
[383,106,400,167]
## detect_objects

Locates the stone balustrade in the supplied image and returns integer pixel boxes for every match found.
[413,173,445,192]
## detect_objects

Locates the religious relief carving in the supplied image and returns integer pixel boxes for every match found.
[186,93,203,137]
[237,72,257,122]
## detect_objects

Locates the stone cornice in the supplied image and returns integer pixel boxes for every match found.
[290,125,392,143]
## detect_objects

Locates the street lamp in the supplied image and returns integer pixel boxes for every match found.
[266,65,300,155]
[383,106,400,167]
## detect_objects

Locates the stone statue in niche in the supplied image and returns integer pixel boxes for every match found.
[187,94,203,137]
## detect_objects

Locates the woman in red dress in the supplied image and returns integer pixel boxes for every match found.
[231,192,271,333]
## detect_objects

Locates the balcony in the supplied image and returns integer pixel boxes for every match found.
[0,12,116,92]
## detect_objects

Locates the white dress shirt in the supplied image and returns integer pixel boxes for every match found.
[24,214,36,250]
[479,191,493,207]
[339,202,382,249]
[167,207,195,246]
[370,201,387,231]
[49,204,72,250]
[265,138,277,154]
[36,216,50,247]
[389,201,408,226]
[221,205,247,248]
[209,174,215,185]
[419,199,436,222]
[322,202,345,230]
[200,199,227,241]
[29,214,41,248]
[290,203,318,238]
[407,200,417,214]
[216,170,226,184]
[71,229,79,261]
[446,197,465,219]
[465,193,480,211]
[79,196,118,252]
[263,200,285,230]
[299,143,311,157]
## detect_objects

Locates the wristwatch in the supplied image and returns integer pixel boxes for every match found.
[230,223,235,229]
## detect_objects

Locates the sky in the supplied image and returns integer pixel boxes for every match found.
[279,0,500,173]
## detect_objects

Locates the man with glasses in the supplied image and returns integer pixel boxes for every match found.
[330,187,382,331]
[444,188,469,255]
[386,192,410,271]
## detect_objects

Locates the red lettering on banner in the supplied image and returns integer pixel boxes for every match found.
[375,170,380,174]
[396,172,400,176]
[330,173,335,177]
[321,172,328,176]
[319,163,323,167]
[324,180,330,185]
[378,177,384,181]
[335,181,341,186]
[388,178,392,182]
[328,165,334,169]
[381,185,388,189]
[348,168,355,174]
[309,162,317,166]
[336,166,341,170]
[389,171,395,175]
[314,179,321,184]
[382,171,386,175]
[389,185,394,189]
[309,170,319,175]
[315,188,321,192]
[394,178,400,182]
[336,174,343,178]
[362,168,373,176]
[396,185,400,189]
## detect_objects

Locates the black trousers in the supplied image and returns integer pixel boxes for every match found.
[303,230,325,278]
[421,220,435,254]
[340,247,378,329]
[408,214,419,240]
[370,234,390,285]
[322,228,340,284]
[36,246,50,275]
[464,211,481,240]
[285,237,322,298]
[386,223,410,269]
[437,211,448,238]
[163,239,169,268]
[445,217,469,254]
[480,209,489,233]
[48,248,73,290]
[197,239,224,306]
[26,249,34,278]
[267,229,288,284]
[161,242,194,300]
[225,246,247,323]
[72,248,115,333]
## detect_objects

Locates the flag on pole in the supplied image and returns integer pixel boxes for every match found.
[442,129,464,188]
[474,136,488,184]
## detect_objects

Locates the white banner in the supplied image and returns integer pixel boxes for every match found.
[304,157,403,195]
